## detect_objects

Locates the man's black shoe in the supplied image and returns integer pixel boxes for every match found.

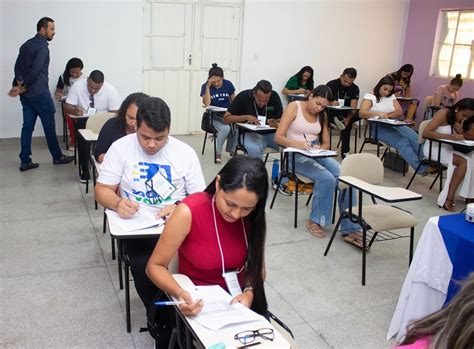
[53,154,75,165]
[19,162,39,172]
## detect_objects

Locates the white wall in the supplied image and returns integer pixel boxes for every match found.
[0,0,143,139]
[239,0,410,104]
[1,0,409,139]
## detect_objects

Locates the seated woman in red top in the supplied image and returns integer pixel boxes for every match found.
[146,155,269,316]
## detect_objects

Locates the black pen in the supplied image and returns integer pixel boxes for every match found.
[237,341,261,349]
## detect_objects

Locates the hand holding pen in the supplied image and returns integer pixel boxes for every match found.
[303,134,320,150]
[172,289,204,316]
[117,192,140,218]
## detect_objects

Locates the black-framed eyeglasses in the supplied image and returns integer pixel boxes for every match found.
[234,328,274,345]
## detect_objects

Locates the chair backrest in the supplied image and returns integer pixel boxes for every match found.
[423,96,433,112]
[86,112,116,134]
[340,153,384,185]
[417,119,431,145]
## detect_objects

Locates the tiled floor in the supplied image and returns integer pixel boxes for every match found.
[0,132,454,348]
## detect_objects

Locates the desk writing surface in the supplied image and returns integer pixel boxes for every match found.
[326,105,359,111]
[432,138,474,148]
[205,106,227,112]
[78,129,98,142]
[107,210,164,239]
[284,147,337,157]
[67,113,91,120]
[368,118,410,126]
[172,274,291,348]
[235,123,276,132]
[338,176,422,202]
[396,97,417,102]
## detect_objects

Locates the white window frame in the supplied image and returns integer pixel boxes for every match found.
[431,9,474,80]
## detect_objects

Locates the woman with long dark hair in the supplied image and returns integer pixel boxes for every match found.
[359,75,428,173]
[389,64,419,123]
[94,92,149,163]
[433,74,463,108]
[146,155,269,316]
[422,98,474,210]
[282,66,315,99]
[275,85,361,244]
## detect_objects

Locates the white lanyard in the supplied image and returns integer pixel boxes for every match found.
[211,195,248,276]
[253,100,267,118]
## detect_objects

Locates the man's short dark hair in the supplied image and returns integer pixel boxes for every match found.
[136,97,171,132]
[89,70,105,84]
[342,67,357,79]
[37,17,54,32]
[253,80,273,94]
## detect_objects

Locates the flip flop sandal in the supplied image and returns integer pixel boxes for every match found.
[344,233,369,250]
[306,221,326,238]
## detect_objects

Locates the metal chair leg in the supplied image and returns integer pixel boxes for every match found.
[324,214,345,256]
[201,132,208,155]
[406,162,422,189]
[125,256,131,332]
[362,226,367,286]
[409,227,414,265]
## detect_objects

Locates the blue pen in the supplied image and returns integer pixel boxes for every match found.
[154,301,186,306]
[124,191,140,216]
[303,134,318,147]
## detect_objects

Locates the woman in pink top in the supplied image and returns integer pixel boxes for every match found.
[433,74,463,108]
[394,272,474,349]
[275,85,361,243]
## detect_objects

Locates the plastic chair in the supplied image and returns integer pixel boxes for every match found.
[324,153,420,285]
[201,110,218,163]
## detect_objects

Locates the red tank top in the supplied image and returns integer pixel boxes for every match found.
[179,192,248,291]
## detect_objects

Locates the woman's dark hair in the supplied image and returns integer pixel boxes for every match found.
[446,98,474,126]
[205,156,269,315]
[391,64,414,86]
[136,96,171,132]
[309,85,332,144]
[63,57,84,86]
[463,116,474,132]
[294,66,314,90]
[400,272,474,348]
[208,63,224,78]
[373,75,396,102]
[450,74,463,87]
[116,92,149,134]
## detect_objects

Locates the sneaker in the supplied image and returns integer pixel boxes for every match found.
[271,179,292,196]
[334,117,346,130]
[215,153,222,164]
[53,154,75,165]
[67,145,75,151]
[79,174,90,183]
[19,162,39,172]
[342,152,350,159]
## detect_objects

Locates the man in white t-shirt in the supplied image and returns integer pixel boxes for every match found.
[95,96,205,311]
[64,70,120,182]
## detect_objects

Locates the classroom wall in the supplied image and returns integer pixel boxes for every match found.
[401,0,474,108]
[0,0,410,139]
[0,0,143,139]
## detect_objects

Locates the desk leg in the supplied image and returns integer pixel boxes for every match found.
[85,140,91,194]
[117,240,123,290]
[293,153,298,229]
[74,120,78,166]
[354,127,358,154]
[125,254,131,333]
[375,124,380,158]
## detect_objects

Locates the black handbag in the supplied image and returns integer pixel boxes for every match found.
[201,111,217,133]
[383,150,408,174]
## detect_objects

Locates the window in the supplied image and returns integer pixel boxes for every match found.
[432,9,474,80]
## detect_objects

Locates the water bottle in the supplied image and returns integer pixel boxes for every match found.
[271,159,279,181]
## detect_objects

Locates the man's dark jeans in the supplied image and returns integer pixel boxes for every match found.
[19,92,62,164]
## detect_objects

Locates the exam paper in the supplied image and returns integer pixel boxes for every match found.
[184,285,263,331]
[284,147,337,157]
[105,209,164,232]
[206,106,227,112]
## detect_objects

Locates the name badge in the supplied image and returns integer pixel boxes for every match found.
[148,170,176,200]
[87,107,97,115]
[223,271,242,297]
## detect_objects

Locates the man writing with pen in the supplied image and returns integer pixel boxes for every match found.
[95,96,205,317]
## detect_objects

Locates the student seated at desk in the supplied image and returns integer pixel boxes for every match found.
[95,96,205,311]
[389,64,419,124]
[359,75,429,174]
[394,272,474,349]
[432,74,463,108]
[54,57,85,149]
[94,92,148,163]
[224,80,283,158]
[200,63,236,163]
[64,70,120,182]
[146,156,269,317]
[274,85,362,245]
[423,99,474,210]
[282,66,314,100]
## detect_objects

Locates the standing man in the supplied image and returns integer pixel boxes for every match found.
[223,80,283,159]
[326,68,360,158]
[64,70,120,182]
[9,17,74,171]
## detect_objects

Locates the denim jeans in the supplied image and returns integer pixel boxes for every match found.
[294,154,360,234]
[19,92,62,164]
[212,117,231,154]
[371,123,427,172]
[244,132,279,159]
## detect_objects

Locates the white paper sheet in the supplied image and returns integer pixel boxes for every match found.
[105,209,164,232]
[284,147,337,157]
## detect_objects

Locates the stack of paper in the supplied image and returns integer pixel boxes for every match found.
[284,147,337,157]
[105,209,164,232]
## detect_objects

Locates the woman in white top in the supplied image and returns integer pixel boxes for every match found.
[359,75,428,174]
[423,98,474,211]
[275,85,361,243]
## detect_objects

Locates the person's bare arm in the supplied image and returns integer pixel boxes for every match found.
[64,102,85,116]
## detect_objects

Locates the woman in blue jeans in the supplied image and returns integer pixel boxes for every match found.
[359,75,429,174]
[275,85,361,242]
